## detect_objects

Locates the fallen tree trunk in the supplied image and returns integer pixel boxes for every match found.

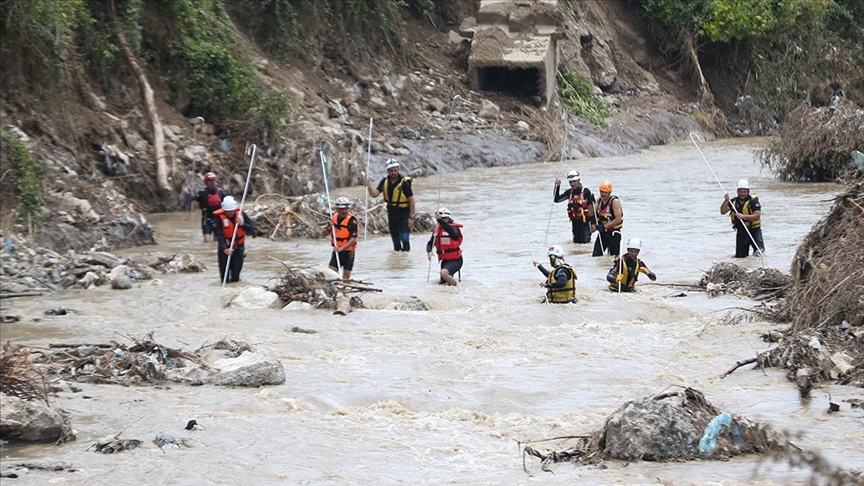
[333,292,351,315]
[111,2,169,193]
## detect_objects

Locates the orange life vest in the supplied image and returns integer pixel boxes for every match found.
[331,213,358,251]
[434,222,463,260]
[213,208,245,246]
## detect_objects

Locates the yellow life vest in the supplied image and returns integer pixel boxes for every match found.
[547,263,577,303]
[730,195,761,229]
[383,176,412,209]
[609,256,641,292]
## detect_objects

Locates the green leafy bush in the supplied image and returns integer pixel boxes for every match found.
[0,130,43,224]
[557,70,611,126]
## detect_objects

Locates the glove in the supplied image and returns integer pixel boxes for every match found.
[615,274,625,283]
[648,272,657,281]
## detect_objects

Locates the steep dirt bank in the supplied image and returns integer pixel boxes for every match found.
[0,1,707,258]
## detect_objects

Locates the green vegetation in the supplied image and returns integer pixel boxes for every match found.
[0,130,43,224]
[557,70,611,127]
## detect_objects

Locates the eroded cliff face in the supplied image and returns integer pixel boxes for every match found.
[0,0,706,254]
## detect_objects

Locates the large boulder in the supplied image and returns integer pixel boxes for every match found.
[0,395,73,443]
[603,396,702,460]
[209,352,286,387]
[230,287,282,309]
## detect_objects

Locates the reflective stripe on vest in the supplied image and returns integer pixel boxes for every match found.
[546,263,577,303]
[434,222,463,260]
[597,195,622,230]
[332,213,357,251]
[383,176,411,209]
[213,208,245,246]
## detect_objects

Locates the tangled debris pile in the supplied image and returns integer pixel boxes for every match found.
[4,333,282,388]
[522,387,862,483]
[247,194,434,241]
[756,181,864,388]
[699,262,790,300]
[0,242,206,296]
[271,266,379,309]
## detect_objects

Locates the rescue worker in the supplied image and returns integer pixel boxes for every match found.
[606,238,656,292]
[591,180,623,257]
[553,170,595,244]
[212,196,256,283]
[365,158,415,251]
[426,208,463,286]
[533,245,578,304]
[192,172,226,242]
[720,179,765,258]
[325,197,358,282]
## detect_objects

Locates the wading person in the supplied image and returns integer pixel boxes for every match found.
[193,172,226,242]
[426,208,463,286]
[325,197,358,282]
[591,180,623,257]
[553,170,595,244]
[533,245,578,304]
[720,179,765,258]
[606,238,656,292]
[212,196,256,283]
[365,158,415,251]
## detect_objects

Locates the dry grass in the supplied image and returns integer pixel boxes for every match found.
[0,342,51,404]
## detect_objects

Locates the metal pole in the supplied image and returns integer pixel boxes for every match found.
[528,240,550,307]
[363,118,373,242]
[612,230,623,293]
[319,146,341,276]
[222,143,257,287]
[592,201,606,255]
[545,112,568,245]
[689,133,765,265]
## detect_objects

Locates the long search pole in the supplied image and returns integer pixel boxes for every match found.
[528,240,550,307]
[363,118,373,241]
[222,143,257,287]
[689,133,765,266]
[319,145,341,276]
[592,201,606,255]
[612,230,623,293]
[545,112,568,245]
[428,95,462,282]
[189,117,204,232]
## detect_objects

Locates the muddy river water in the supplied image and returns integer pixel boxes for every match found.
[2,138,862,485]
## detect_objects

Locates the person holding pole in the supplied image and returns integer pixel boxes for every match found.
[365,158,415,251]
[325,197,358,282]
[192,172,226,243]
[553,170,595,244]
[720,179,765,258]
[591,180,623,257]
[606,238,656,292]
[212,196,256,283]
[533,245,578,304]
[426,208,463,286]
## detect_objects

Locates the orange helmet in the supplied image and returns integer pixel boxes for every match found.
[599,180,613,192]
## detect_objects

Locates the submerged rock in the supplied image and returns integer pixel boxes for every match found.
[0,395,73,443]
[210,351,286,387]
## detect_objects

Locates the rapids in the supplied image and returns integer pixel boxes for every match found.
[2,138,862,485]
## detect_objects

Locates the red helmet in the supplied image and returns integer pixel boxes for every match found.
[204,172,218,181]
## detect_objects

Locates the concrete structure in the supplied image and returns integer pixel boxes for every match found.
[460,0,564,106]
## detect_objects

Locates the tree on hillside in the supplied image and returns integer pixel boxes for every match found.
[640,0,830,103]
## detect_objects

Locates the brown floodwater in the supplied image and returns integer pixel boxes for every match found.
[1,138,862,485]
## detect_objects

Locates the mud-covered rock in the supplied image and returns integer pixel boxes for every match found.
[209,352,286,387]
[0,395,73,443]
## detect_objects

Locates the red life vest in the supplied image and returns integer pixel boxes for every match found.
[567,187,589,222]
[434,222,463,260]
[206,189,223,211]
[597,195,623,230]
[213,208,245,246]
[331,213,357,251]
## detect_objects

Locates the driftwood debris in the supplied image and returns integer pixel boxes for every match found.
[272,267,379,310]
[333,292,352,315]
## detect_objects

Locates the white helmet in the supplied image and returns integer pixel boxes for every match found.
[547,245,564,259]
[221,196,237,211]
[566,170,581,182]
[736,179,750,190]
[385,158,400,170]
[626,238,642,251]
[438,208,451,218]
[335,196,350,208]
